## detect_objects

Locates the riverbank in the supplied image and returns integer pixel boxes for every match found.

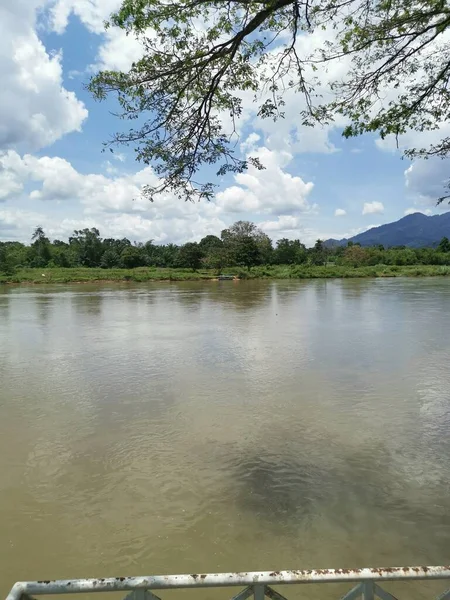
[2,264,450,284]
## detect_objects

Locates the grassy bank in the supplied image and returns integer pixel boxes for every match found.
[2,264,450,284]
[0,267,213,284]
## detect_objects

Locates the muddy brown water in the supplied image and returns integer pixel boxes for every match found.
[1,279,450,600]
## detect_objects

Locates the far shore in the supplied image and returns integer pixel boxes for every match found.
[2,264,450,285]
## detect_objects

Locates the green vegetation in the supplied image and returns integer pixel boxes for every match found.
[2,265,450,285]
[0,267,214,284]
[89,0,450,202]
[2,223,450,284]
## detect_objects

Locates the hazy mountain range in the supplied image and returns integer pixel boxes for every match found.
[325,212,450,248]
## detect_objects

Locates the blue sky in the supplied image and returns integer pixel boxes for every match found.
[0,0,449,247]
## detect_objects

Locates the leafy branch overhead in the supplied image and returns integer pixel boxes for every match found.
[88,0,450,202]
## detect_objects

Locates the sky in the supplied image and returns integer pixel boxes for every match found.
[1,0,449,247]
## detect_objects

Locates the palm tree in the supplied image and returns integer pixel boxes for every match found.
[32,226,46,242]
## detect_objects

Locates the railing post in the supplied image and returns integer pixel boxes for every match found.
[362,581,375,600]
[253,584,265,600]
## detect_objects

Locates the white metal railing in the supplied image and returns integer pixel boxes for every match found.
[6,567,450,600]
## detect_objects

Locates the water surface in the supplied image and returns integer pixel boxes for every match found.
[1,279,450,599]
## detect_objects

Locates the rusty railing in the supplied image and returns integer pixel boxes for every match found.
[6,566,450,600]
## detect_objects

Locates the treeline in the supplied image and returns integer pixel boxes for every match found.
[2,221,450,275]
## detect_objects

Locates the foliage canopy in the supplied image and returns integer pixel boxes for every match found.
[89,0,450,202]
[3,224,450,277]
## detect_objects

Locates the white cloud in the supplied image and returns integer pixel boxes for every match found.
[0,0,87,153]
[259,215,301,232]
[1,144,316,220]
[0,150,145,206]
[103,160,118,175]
[404,159,450,206]
[0,170,24,201]
[0,208,122,243]
[376,124,450,156]
[103,213,227,244]
[2,146,399,248]
[259,216,320,246]
[257,221,381,247]
[362,201,384,215]
[216,145,316,215]
[0,208,46,239]
[240,133,261,154]
[334,208,346,217]
[0,146,321,244]
[0,151,82,202]
[49,0,144,71]
[95,27,144,71]
[49,0,121,34]
[0,150,228,243]
[112,152,126,163]
[0,202,228,245]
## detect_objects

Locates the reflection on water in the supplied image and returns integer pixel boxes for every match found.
[231,452,339,524]
[71,291,104,317]
[34,294,55,325]
[1,279,450,600]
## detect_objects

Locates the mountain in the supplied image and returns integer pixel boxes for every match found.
[324,212,450,248]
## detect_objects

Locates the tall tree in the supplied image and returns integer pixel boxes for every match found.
[233,236,262,269]
[0,243,15,275]
[221,220,272,266]
[202,246,230,273]
[178,242,204,271]
[89,0,450,202]
[50,240,72,267]
[310,239,328,266]
[30,226,50,267]
[32,226,47,243]
[273,238,307,264]
[120,245,146,268]
[342,244,369,267]
[437,236,450,252]
[69,228,103,267]
[199,235,223,252]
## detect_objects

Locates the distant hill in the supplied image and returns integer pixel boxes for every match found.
[325,212,450,248]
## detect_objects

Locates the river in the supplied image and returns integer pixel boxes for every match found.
[1,279,450,600]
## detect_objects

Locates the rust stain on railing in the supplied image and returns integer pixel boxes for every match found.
[6,566,450,600]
